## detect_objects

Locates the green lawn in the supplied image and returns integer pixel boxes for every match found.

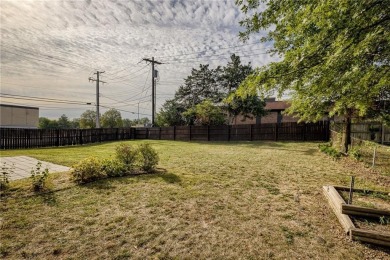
[1,141,389,259]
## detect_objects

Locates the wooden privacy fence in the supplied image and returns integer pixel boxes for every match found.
[135,122,330,142]
[0,128,134,149]
[0,122,329,149]
[332,122,390,145]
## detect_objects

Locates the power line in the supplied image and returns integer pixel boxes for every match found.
[161,49,269,63]
[157,42,260,59]
[103,64,149,81]
[0,93,91,105]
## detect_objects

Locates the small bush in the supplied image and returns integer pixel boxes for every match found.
[101,158,129,177]
[1,162,14,192]
[115,143,138,166]
[72,157,105,183]
[318,143,341,160]
[348,147,362,161]
[138,143,159,172]
[31,162,49,191]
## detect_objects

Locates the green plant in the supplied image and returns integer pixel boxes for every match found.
[72,157,105,183]
[101,158,129,177]
[318,143,341,160]
[30,162,49,191]
[137,143,159,172]
[379,216,390,225]
[348,147,362,161]
[1,162,14,192]
[115,143,138,167]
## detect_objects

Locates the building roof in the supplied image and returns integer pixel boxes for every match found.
[0,104,39,110]
[265,100,290,111]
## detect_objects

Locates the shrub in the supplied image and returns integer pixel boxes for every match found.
[137,143,159,172]
[115,143,138,167]
[101,158,129,177]
[348,147,362,161]
[72,157,105,183]
[318,143,341,160]
[31,162,49,191]
[1,162,14,192]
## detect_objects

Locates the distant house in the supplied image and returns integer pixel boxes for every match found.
[231,98,299,125]
[0,104,39,129]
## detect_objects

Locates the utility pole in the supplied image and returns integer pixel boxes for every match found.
[137,101,140,121]
[89,71,105,128]
[143,57,163,126]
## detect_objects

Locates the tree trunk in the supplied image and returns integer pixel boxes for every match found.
[344,115,352,153]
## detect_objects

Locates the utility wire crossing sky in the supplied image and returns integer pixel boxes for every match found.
[0,0,275,119]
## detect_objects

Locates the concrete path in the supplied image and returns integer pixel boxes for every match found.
[0,156,71,181]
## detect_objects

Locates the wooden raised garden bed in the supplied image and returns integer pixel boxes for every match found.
[323,185,390,247]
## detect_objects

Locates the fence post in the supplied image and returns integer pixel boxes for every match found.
[250,124,253,141]
[159,127,162,140]
[228,125,231,141]
[79,129,83,145]
[56,129,60,146]
[303,123,307,141]
[275,123,278,141]
[173,126,176,140]
[26,129,30,148]
[189,125,192,141]
[146,128,149,139]
[207,125,210,141]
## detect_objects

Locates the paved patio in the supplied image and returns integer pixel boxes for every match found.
[0,156,71,181]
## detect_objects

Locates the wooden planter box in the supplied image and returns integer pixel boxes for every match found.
[323,185,390,247]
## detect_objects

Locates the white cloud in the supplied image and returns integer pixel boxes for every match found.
[0,0,275,119]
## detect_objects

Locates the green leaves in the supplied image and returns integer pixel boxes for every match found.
[235,0,390,122]
[101,108,123,128]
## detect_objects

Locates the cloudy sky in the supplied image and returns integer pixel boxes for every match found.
[1,0,275,120]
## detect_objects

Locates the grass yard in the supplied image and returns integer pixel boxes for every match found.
[1,141,389,259]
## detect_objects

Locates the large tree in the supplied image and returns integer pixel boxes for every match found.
[156,100,186,127]
[80,110,97,129]
[57,114,71,129]
[236,0,390,152]
[182,99,226,126]
[222,54,253,93]
[227,94,266,124]
[222,54,266,123]
[157,55,266,126]
[175,64,225,111]
[101,108,123,128]
[38,117,58,129]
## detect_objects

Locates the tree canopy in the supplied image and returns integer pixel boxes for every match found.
[182,99,226,126]
[80,110,97,129]
[57,114,71,129]
[157,54,266,126]
[235,0,390,151]
[101,108,123,128]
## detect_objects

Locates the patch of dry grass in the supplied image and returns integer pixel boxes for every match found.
[1,141,389,259]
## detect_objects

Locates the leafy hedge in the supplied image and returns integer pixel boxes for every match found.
[318,143,341,160]
[72,143,159,183]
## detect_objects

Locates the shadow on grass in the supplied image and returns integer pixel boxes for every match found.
[189,140,286,148]
[40,192,57,206]
[83,168,181,189]
[84,180,115,190]
[158,172,182,184]
[137,168,182,184]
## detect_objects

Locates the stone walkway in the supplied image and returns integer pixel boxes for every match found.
[0,156,71,181]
